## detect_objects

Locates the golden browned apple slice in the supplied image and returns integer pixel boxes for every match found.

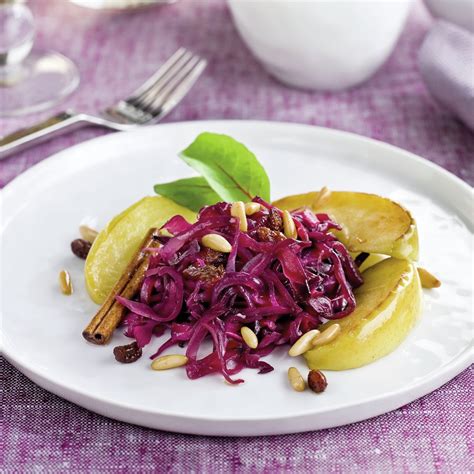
[304,257,422,370]
[85,196,196,304]
[274,190,419,260]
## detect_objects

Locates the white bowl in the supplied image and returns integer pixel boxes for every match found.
[227,0,412,91]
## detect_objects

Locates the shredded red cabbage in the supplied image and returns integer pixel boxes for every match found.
[117,198,363,384]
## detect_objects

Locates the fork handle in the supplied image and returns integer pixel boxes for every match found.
[0,111,88,161]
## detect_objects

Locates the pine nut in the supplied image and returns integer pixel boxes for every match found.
[231,201,248,232]
[79,225,98,243]
[282,210,297,239]
[245,202,261,215]
[316,186,331,204]
[241,326,258,349]
[288,329,320,357]
[418,267,441,289]
[311,324,341,347]
[201,234,232,253]
[59,269,73,295]
[151,354,188,371]
[288,367,306,392]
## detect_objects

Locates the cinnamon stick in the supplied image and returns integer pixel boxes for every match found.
[82,227,160,345]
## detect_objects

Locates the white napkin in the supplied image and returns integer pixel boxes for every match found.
[419,1,474,130]
[424,0,474,32]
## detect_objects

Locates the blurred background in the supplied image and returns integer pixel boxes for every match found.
[0,0,473,185]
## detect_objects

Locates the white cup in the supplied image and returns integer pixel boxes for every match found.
[227,0,413,91]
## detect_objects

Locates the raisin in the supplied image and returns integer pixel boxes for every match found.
[201,247,226,265]
[268,208,283,231]
[183,264,225,284]
[256,227,286,243]
[71,238,91,259]
[308,369,328,393]
[113,342,142,364]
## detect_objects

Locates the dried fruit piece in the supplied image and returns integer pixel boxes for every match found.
[183,264,225,284]
[268,208,283,231]
[256,227,286,243]
[308,369,327,393]
[71,238,92,259]
[113,341,142,363]
[201,248,226,265]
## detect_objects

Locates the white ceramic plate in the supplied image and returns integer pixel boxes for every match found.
[2,121,472,436]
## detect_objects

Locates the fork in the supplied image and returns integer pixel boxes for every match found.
[0,48,207,160]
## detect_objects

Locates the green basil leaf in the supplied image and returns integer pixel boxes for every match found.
[179,132,271,202]
[154,176,221,212]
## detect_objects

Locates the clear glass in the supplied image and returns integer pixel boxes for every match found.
[0,3,79,117]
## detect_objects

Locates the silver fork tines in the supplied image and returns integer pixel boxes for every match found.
[0,48,207,160]
[108,48,207,124]
[129,48,191,108]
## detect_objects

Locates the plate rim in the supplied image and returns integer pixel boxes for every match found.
[2,120,473,199]
[3,347,472,436]
[3,343,472,423]
[2,120,473,434]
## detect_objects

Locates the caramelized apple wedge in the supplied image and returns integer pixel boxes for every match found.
[273,191,419,260]
[304,258,422,370]
[85,196,196,304]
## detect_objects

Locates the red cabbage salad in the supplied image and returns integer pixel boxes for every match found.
[116,198,363,384]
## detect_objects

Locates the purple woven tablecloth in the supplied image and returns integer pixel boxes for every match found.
[1,0,473,471]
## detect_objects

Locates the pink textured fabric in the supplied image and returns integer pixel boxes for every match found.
[1,0,473,471]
